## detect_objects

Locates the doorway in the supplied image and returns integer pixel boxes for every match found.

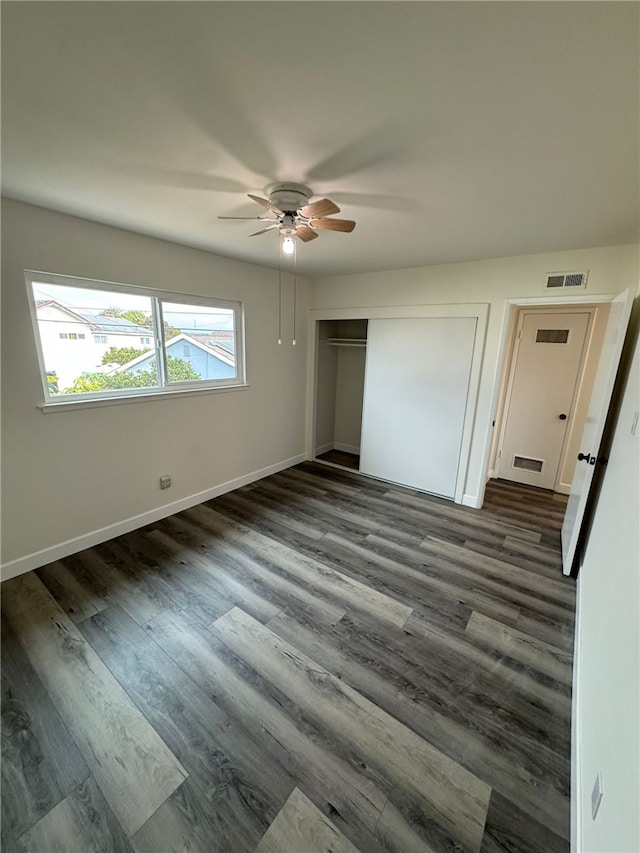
[492,303,609,494]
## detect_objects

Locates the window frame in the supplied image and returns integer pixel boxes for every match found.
[26,270,246,409]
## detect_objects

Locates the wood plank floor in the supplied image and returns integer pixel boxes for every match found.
[1,466,574,853]
[315,449,360,470]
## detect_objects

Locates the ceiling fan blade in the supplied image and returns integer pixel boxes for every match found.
[249,225,279,236]
[299,198,340,218]
[309,218,356,233]
[295,225,319,242]
[218,215,273,220]
[248,194,284,216]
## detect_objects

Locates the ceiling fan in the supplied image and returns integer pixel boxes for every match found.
[219,182,356,249]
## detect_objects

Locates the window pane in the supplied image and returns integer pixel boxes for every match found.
[31,281,157,396]
[160,301,237,383]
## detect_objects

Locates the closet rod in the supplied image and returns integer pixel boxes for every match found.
[326,338,367,348]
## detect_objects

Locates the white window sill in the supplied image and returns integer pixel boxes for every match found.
[39,382,250,413]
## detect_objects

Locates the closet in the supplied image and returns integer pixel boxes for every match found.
[315,319,367,469]
[313,311,482,501]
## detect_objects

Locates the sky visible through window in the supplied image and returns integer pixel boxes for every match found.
[33,283,235,332]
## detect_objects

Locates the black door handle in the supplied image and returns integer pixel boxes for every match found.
[578,452,608,465]
[558,413,567,420]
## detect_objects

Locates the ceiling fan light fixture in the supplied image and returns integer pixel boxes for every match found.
[281,234,295,255]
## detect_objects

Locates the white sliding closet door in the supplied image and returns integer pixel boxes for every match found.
[360,317,477,499]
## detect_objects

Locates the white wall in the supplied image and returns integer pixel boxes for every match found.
[573,302,639,852]
[313,245,639,504]
[1,199,310,576]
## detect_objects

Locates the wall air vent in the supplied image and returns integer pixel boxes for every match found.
[544,271,588,292]
[536,329,570,344]
[513,455,543,473]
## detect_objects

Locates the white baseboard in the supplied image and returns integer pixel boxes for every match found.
[462,493,481,508]
[314,442,334,456]
[334,442,360,455]
[0,453,307,582]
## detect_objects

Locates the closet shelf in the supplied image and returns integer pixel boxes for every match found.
[326,338,367,348]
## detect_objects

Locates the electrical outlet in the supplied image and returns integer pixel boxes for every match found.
[591,771,603,820]
[159,475,172,490]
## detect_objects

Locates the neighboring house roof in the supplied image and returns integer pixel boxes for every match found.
[35,300,94,326]
[113,333,235,374]
[36,299,151,335]
[78,312,151,335]
[191,332,236,356]
[216,340,235,355]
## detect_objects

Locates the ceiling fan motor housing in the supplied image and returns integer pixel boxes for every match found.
[280,213,297,234]
[264,182,312,213]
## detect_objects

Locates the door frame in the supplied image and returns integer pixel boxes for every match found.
[306,303,489,504]
[485,293,616,501]
[493,306,597,493]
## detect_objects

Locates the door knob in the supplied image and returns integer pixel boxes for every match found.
[558,413,567,420]
[577,452,590,461]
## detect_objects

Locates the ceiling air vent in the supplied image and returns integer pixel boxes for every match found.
[544,271,588,292]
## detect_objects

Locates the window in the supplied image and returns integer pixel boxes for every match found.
[27,272,245,405]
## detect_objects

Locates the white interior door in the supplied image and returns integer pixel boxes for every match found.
[360,317,476,499]
[497,311,591,489]
[561,288,634,575]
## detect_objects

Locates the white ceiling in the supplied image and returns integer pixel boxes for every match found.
[2,2,638,277]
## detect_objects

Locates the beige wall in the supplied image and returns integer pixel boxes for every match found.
[313,245,639,504]
[1,199,310,576]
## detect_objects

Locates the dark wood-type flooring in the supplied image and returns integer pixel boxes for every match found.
[1,465,574,853]
[316,449,360,470]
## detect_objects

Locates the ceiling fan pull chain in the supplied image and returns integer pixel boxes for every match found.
[277,244,282,345]
[292,241,297,346]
